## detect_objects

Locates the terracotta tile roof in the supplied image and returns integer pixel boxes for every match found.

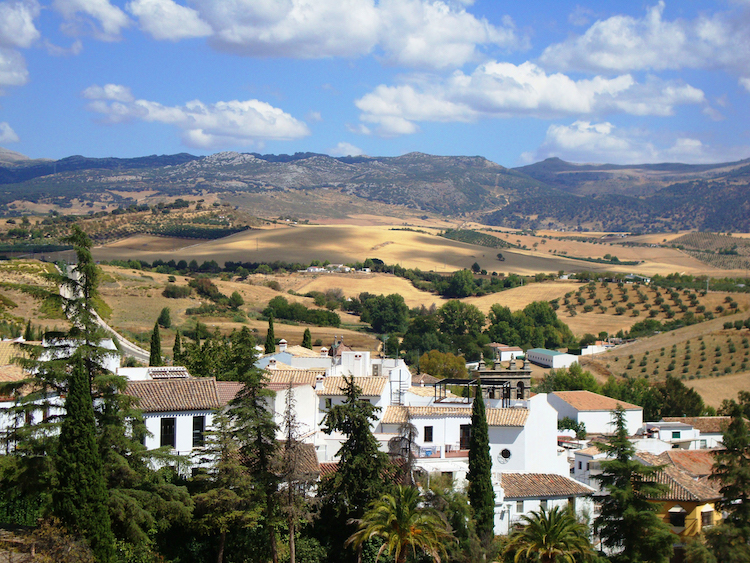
[406,385,449,398]
[266,369,321,389]
[576,445,603,456]
[648,466,722,502]
[501,473,595,499]
[552,390,642,412]
[285,345,325,358]
[382,405,528,427]
[662,416,731,434]
[412,373,439,385]
[637,449,717,479]
[276,441,320,476]
[316,376,388,397]
[0,363,26,383]
[216,381,243,405]
[266,360,295,370]
[319,462,339,477]
[0,340,38,365]
[126,378,221,412]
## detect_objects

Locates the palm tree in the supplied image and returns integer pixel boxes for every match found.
[503,505,593,563]
[346,485,452,563]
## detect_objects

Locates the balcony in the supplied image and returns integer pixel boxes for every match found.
[417,444,469,459]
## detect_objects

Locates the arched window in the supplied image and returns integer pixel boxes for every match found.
[516,381,525,400]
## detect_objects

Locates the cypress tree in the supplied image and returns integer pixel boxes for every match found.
[265,314,276,354]
[173,329,182,364]
[54,354,115,562]
[302,328,312,350]
[24,320,32,341]
[467,381,494,541]
[149,321,162,367]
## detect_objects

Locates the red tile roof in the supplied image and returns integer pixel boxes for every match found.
[648,466,721,502]
[501,473,595,499]
[662,417,731,434]
[216,381,243,405]
[316,376,388,397]
[552,390,642,411]
[382,405,528,427]
[126,378,221,412]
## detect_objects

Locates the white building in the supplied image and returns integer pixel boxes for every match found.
[547,390,643,436]
[642,421,701,450]
[525,348,578,369]
[662,416,730,449]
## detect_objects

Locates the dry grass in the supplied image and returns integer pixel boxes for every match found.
[688,371,750,408]
[89,223,730,277]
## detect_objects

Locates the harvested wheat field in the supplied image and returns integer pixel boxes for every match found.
[92,225,631,276]
[464,281,580,313]
[688,371,750,408]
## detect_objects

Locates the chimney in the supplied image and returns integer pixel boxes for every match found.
[279,339,287,352]
[320,347,328,358]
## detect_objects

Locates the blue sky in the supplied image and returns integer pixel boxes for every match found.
[1,0,750,166]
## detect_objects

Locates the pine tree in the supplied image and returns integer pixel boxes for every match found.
[149,321,162,367]
[302,328,312,350]
[319,374,392,563]
[594,406,673,563]
[467,381,494,542]
[54,348,115,562]
[228,327,280,562]
[172,330,182,364]
[265,314,276,354]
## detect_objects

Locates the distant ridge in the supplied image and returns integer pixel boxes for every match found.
[2,149,750,232]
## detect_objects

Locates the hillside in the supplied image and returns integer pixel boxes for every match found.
[3,149,750,232]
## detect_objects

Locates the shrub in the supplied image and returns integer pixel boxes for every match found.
[162,284,191,299]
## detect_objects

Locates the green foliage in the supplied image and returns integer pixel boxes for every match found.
[156,307,171,329]
[594,408,674,563]
[467,383,494,541]
[318,374,393,563]
[418,350,468,378]
[486,301,575,350]
[161,283,191,299]
[534,363,601,394]
[359,293,409,333]
[557,416,587,439]
[149,322,162,367]
[656,375,704,417]
[345,485,451,563]
[263,295,341,327]
[440,229,512,248]
[265,315,276,354]
[53,347,115,563]
[445,269,476,299]
[228,291,244,310]
[302,328,312,349]
[503,505,593,563]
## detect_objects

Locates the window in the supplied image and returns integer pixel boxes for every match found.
[516,500,524,513]
[540,500,548,510]
[160,417,176,448]
[460,425,471,450]
[701,510,713,528]
[672,431,681,440]
[669,507,687,528]
[325,398,332,410]
[193,415,205,447]
[578,461,582,470]
[700,439,707,448]
[424,426,434,443]
[568,497,576,511]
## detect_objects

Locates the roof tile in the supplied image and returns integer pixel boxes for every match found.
[552,390,642,411]
[316,376,388,397]
[501,473,594,499]
[126,378,221,412]
[382,405,528,427]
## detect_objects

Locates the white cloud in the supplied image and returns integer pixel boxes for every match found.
[540,1,750,74]
[328,142,364,157]
[82,83,135,102]
[0,121,19,143]
[526,120,750,164]
[740,77,750,92]
[0,0,41,48]
[53,0,130,41]
[127,0,212,41]
[305,110,322,122]
[44,38,83,55]
[172,0,523,69]
[568,5,595,27]
[377,0,524,69]
[0,48,28,90]
[83,84,310,148]
[355,61,705,136]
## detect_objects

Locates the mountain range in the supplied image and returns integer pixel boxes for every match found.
[2,148,749,232]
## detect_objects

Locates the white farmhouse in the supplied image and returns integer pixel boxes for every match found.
[662,416,730,449]
[525,348,578,369]
[547,390,643,436]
